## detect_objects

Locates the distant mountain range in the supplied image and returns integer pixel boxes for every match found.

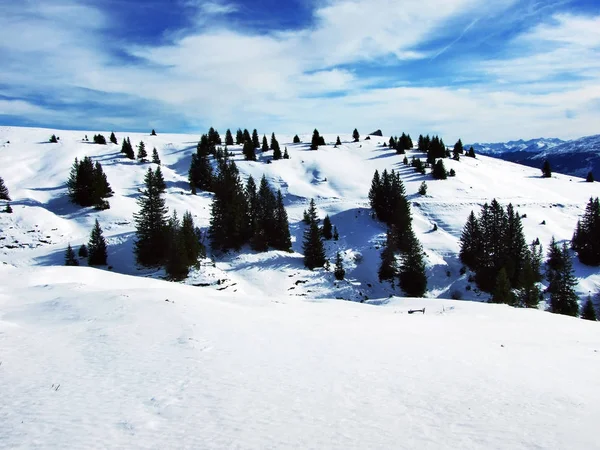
[469,134,600,179]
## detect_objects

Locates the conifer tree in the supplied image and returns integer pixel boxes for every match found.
[137,141,148,162]
[432,159,447,180]
[225,129,234,146]
[49,134,58,143]
[243,129,251,144]
[270,133,280,154]
[334,252,345,280]
[272,190,292,251]
[333,226,339,241]
[67,157,112,208]
[541,160,552,178]
[0,176,10,201]
[453,139,463,159]
[245,175,258,241]
[545,239,579,316]
[322,215,333,240]
[398,230,427,297]
[110,132,117,145]
[208,127,221,146]
[78,244,88,258]
[336,136,342,146]
[467,146,476,158]
[490,268,514,304]
[121,137,134,159]
[352,128,360,142]
[418,181,427,195]
[262,135,269,152]
[581,295,597,320]
[165,211,189,281]
[243,140,256,161]
[134,168,169,266]
[273,144,282,160]
[252,129,260,149]
[459,211,481,269]
[517,259,541,308]
[88,219,108,266]
[572,197,600,265]
[586,171,594,182]
[283,147,290,159]
[293,135,301,144]
[93,134,107,145]
[310,129,321,150]
[235,129,244,145]
[4,203,12,213]
[251,175,277,251]
[64,244,79,266]
[378,229,397,282]
[150,148,160,165]
[188,144,214,193]
[303,219,326,270]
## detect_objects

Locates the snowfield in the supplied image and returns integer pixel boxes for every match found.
[1,126,600,448]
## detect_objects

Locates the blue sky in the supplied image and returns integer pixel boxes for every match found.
[1,0,599,142]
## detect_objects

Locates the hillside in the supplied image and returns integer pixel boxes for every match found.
[471,134,600,179]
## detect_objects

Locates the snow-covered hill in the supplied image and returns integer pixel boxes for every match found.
[1,126,600,449]
[471,134,600,179]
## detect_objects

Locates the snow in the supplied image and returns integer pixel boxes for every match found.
[1,126,600,448]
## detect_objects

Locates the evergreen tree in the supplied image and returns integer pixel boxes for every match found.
[245,175,259,242]
[334,252,345,280]
[188,145,214,193]
[165,211,189,281]
[504,204,529,286]
[490,268,514,305]
[310,129,321,150]
[272,190,292,251]
[293,135,301,144]
[151,129,157,136]
[0,176,10,201]
[251,175,277,251]
[302,198,325,269]
[225,129,234,146]
[243,129,251,144]
[541,160,552,178]
[432,159,447,180]
[545,239,579,316]
[581,295,597,321]
[137,141,148,162]
[121,137,134,159]
[453,139,463,159]
[134,168,169,266]
[252,129,260,149]
[78,244,88,258]
[208,127,221,146]
[459,211,481,269]
[49,134,58,143]
[467,146,476,158]
[273,143,282,160]
[333,226,339,241]
[4,203,11,213]
[64,244,79,266]
[322,215,333,240]
[517,260,541,308]
[336,136,342,146]
[93,134,107,145]
[236,129,244,145]
[398,230,427,297]
[110,132,117,145]
[572,197,600,265]
[418,181,427,195]
[243,140,256,161]
[67,157,112,208]
[262,135,269,152]
[283,147,290,159]
[88,219,108,266]
[586,171,594,182]
[151,148,161,165]
[378,229,397,282]
[270,133,280,154]
[352,128,360,142]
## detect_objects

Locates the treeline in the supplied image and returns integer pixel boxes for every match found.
[387,133,413,153]
[369,169,427,297]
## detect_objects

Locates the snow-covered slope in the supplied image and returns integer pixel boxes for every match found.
[470,137,565,155]
[1,264,599,450]
[2,126,600,301]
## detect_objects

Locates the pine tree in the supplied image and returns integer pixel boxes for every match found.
[459,211,481,269]
[432,159,447,180]
[252,129,260,149]
[490,268,514,304]
[310,129,321,150]
[4,203,12,213]
[236,129,244,145]
[93,134,107,145]
[208,127,221,146]
[262,135,269,152]
[110,132,117,145]
[152,148,161,165]
[165,211,189,281]
[293,135,301,144]
[572,197,600,266]
[541,160,552,178]
[336,136,341,146]
[398,230,427,297]
[303,220,326,270]
[49,134,58,143]
[517,260,541,308]
[581,295,597,321]
[134,168,169,266]
[122,137,134,159]
[545,239,579,316]
[78,244,88,258]
[272,190,292,251]
[333,226,339,241]
[322,215,333,240]
[334,252,345,280]
[251,175,277,251]
[283,147,290,159]
[352,128,360,142]
[225,129,234,146]
[151,129,157,136]
[188,149,213,193]
[0,176,10,201]
[378,229,397,282]
[137,141,148,162]
[67,157,112,208]
[243,140,256,161]
[88,219,108,266]
[467,146,476,158]
[64,244,79,266]
[453,139,463,159]
[586,171,594,182]
[418,181,427,195]
[273,144,282,160]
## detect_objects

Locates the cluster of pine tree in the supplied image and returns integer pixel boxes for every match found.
[93,134,107,145]
[209,155,292,253]
[49,134,59,143]
[65,219,108,267]
[310,129,326,150]
[121,137,135,159]
[572,197,600,266]
[134,167,204,279]
[369,170,427,296]
[388,133,413,153]
[418,134,446,163]
[67,157,113,209]
[459,200,543,306]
